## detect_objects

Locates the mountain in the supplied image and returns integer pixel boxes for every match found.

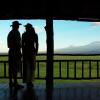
[55,41,100,54]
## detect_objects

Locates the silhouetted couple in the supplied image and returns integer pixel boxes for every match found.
[7,21,39,89]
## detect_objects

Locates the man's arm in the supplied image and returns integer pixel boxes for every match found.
[7,34,10,48]
[7,33,12,48]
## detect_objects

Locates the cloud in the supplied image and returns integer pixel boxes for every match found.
[0,41,8,52]
[91,22,100,27]
[34,26,43,33]
[19,26,44,34]
[88,22,100,30]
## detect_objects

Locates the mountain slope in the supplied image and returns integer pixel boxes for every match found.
[55,41,100,54]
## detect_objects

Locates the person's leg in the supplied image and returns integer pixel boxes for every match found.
[8,59,13,88]
[23,60,27,83]
[26,60,34,88]
[32,55,36,82]
[13,66,18,86]
[9,66,13,87]
[13,61,24,89]
[27,56,36,88]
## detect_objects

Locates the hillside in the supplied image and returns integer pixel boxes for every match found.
[55,41,100,54]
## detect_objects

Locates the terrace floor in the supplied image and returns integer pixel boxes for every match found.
[0,83,100,100]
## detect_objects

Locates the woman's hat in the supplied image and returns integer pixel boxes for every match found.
[24,23,33,28]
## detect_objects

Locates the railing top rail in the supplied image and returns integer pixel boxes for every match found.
[0,53,100,56]
[0,59,100,63]
[53,53,100,56]
[54,59,100,61]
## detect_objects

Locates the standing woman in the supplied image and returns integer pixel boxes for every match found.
[22,23,39,88]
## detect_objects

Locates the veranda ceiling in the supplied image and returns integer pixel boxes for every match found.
[0,0,100,21]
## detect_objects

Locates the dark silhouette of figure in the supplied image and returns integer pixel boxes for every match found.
[9,87,18,100]
[7,21,24,89]
[22,88,38,100]
[22,23,38,88]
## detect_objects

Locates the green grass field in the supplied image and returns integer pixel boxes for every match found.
[0,55,100,84]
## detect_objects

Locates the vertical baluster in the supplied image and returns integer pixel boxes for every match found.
[67,61,69,78]
[37,61,39,78]
[0,61,1,77]
[97,61,99,78]
[82,61,84,78]
[74,61,76,78]
[4,62,6,78]
[59,61,61,78]
[89,61,91,78]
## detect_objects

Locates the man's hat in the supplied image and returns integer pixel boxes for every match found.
[24,23,33,28]
[10,21,22,26]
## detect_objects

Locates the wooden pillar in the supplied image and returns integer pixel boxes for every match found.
[45,18,54,90]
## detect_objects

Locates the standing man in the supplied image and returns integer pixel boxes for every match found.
[22,23,39,88]
[7,21,23,89]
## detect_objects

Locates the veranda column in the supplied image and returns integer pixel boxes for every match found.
[45,18,54,90]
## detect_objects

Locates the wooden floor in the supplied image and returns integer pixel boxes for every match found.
[0,83,100,100]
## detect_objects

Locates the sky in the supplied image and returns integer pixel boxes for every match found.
[0,20,100,53]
